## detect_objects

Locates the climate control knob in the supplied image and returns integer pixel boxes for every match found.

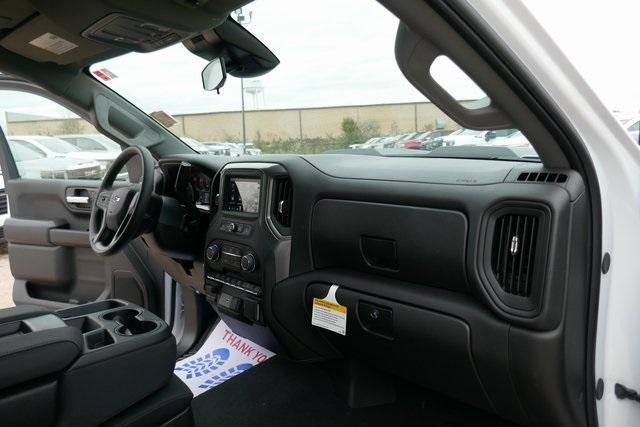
[206,244,220,261]
[240,253,256,272]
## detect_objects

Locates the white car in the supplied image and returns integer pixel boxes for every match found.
[182,137,231,156]
[440,128,486,146]
[7,138,104,180]
[620,116,639,143]
[7,135,115,167]
[241,143,262,155]
[58,134,121,152]
[442,128,518,146]
[215,142,243,157]
[352,137,382,149]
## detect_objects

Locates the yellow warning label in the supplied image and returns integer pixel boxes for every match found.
[312,295,347,336]
[313,298,347,313]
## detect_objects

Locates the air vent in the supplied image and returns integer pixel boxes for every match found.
[517,172,567,183]
[491,214,538,296]
[0,188,7,215]
[272,177,293,227]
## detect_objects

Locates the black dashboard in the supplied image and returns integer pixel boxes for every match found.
[149,153,589,426]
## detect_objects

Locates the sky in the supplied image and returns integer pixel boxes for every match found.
[2,0,639,119]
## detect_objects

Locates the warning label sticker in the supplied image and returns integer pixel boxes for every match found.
[29,33,77,55]
[311,284,347,335]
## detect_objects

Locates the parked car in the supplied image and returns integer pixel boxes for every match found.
[373,135,403,148]
[241,142,262,155]
[206,143,232,156]
[351,137,382,149]
[57,133,121,152]
[216,142,243,157]
[395,130,455,150]
[8,135,115,170]
[181,137,214,154]
[440,128,518,147]
[8,138,104,179]
[621,116,639,143]
[439,128,486,146]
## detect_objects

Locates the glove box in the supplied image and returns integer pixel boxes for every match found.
[306,282,492,411]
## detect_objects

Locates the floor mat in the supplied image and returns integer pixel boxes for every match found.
[174,319,275,397]
[192,356,517,427]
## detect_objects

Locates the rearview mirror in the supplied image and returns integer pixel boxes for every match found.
[185,17,279,80]
[202,58,227,93]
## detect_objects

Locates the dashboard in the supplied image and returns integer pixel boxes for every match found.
[159,161,215,212]
[149,152,589,426]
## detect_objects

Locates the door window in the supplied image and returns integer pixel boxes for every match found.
[0,90,122,180]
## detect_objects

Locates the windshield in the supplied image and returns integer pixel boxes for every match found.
[35,137,80,153]
[90,0,537,161]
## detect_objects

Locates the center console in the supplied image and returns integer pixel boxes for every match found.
[203,163,292,326]
[0,299,189,427]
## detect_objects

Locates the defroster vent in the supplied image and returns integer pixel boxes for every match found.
[491,214,538,297]
[272,177,293,228]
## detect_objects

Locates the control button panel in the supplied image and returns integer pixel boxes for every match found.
[206,272,262,296]
[207,241,258,272]
[220,220,252,235]
[204,272,263,324]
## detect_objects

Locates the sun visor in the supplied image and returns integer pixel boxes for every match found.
[0,15,112,65]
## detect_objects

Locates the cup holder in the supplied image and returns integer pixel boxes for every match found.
[102,309,158,336]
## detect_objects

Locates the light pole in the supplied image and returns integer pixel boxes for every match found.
[234,8,252,154]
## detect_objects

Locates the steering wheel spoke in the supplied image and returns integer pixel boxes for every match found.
[89,146,155,255]
[92,208,110,245]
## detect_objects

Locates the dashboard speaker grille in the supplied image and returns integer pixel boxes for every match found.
[491,214,538,296]
[273,177,292,227]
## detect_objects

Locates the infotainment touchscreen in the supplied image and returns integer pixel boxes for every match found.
[225,177,261,213]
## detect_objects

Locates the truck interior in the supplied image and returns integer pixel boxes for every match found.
[0,0,601,426]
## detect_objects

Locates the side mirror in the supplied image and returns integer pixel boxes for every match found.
[202,58,227,93]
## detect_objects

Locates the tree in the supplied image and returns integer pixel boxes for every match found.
[58,119,82,135]
[341,117,362,144]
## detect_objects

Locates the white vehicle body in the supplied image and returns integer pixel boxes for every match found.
[441,128,486,146]
[241,143,262,155]
[469,1,640,424]
[490,130,530,147]
[180,137,213,154]
[7,135,116,165]
[353,137,382,149]
[216,142,243,157]
[621,116,639,143]
[58,134,121,154]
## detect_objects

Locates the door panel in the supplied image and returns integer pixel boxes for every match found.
[4,178,164,312]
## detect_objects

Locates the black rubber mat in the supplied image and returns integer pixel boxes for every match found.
[191,356,516,427]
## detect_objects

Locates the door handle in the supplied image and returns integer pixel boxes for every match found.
[66,196,90,204]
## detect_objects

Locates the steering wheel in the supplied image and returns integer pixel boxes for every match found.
[89,146,155,255]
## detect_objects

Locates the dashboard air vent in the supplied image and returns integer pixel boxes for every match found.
[517,172,567,183]
[491,214,538,296]
[273,177,293,227]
